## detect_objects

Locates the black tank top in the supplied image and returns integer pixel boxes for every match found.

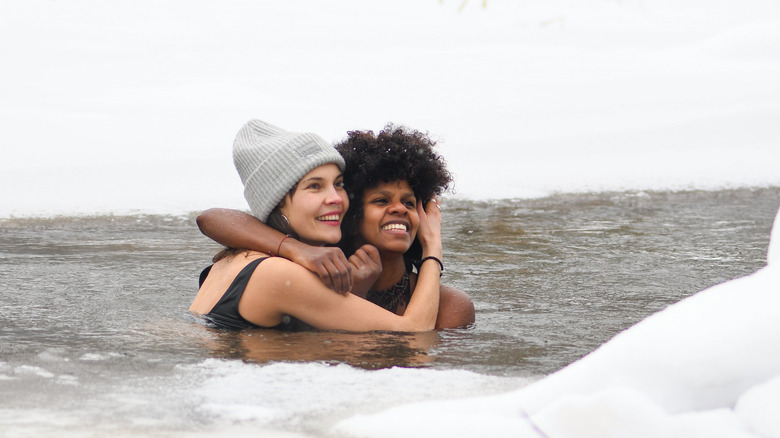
[198,257,311,331]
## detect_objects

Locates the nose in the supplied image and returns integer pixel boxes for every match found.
[324,184,344,205]
[388,200,407,215]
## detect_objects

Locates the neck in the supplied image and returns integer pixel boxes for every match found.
[373,253,407,291]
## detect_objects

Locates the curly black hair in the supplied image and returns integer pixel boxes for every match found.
[335,124,453,265]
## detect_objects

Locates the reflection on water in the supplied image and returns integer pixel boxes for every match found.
[201,329,439,369]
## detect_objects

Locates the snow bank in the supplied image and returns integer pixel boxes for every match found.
[2,0,780,216]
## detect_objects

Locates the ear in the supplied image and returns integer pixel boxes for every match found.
[278,195,290,214]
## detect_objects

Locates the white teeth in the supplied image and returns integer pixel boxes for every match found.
[317,215,339,221]
[382,223,407,232]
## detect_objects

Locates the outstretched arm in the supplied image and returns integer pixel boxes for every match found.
[235,200,443,332]
[240,256,441,332]
[241,201,443,332]
[197,208,352,293]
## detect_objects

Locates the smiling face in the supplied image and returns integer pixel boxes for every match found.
[358,180,420,256]
[280,164,348,246]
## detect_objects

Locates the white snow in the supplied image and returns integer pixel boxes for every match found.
[2,0,779,216]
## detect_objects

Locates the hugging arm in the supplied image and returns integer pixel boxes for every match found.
[240,200,444,332]
[197,208,353,293]
[241,257,441,332]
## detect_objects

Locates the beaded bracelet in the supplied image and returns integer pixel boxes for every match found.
[419,256,444,277]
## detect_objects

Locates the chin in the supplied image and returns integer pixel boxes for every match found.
[321,233,342,245]
[377,242,412,255]
[301,233,341,246]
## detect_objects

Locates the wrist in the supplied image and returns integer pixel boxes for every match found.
[419,256,444,277]
[420,245,442,260]
[276,235,298,259]
[419,237,441,251]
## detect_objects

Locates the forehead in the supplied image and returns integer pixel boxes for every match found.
[298,163,342,182]
[363,180,414,197]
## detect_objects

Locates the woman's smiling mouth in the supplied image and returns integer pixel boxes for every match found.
[382,222,409,232]
[316,213,341,222]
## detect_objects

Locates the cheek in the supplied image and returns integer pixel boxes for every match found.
[295,195,319,214]
[358,222,380,246]
[358,210,381,238]
[360,212,377,234]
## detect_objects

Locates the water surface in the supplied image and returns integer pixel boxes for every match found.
[1,188,777,436]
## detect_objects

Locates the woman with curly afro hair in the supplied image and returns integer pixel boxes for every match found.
[198,125,475,329]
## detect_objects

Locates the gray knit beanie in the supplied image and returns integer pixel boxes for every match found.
[233,120,345,222]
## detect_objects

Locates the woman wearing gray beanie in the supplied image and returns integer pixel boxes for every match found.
[189,120,444,332]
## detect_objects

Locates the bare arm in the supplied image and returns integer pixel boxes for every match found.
[197,208,352,292]
[237,201,444,332]
[409,199,473,329]
[241,257,441,332]
[403,199,444,329]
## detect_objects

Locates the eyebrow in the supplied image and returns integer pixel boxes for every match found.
[301,173,344,185]
[368,189,416,199]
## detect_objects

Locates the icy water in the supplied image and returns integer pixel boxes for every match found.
[1,188,778,436]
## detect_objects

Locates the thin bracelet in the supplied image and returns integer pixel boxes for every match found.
[274,235,291,257]
[419,256,444,277]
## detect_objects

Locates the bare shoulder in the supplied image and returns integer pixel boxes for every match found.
[408,273,475,329]
[190,251,269,314]
[236,255,332,328]
[439,283,470,300]
[250,256,322,288]
[256,256,316,275]
[437,283,476,329]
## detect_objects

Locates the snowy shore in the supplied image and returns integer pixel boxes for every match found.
[2,0,780,217]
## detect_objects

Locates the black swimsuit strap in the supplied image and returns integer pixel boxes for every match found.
[201,257,269,330]
[214,257,268,306]
[199,257,314,332]
[198,265,213,287]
